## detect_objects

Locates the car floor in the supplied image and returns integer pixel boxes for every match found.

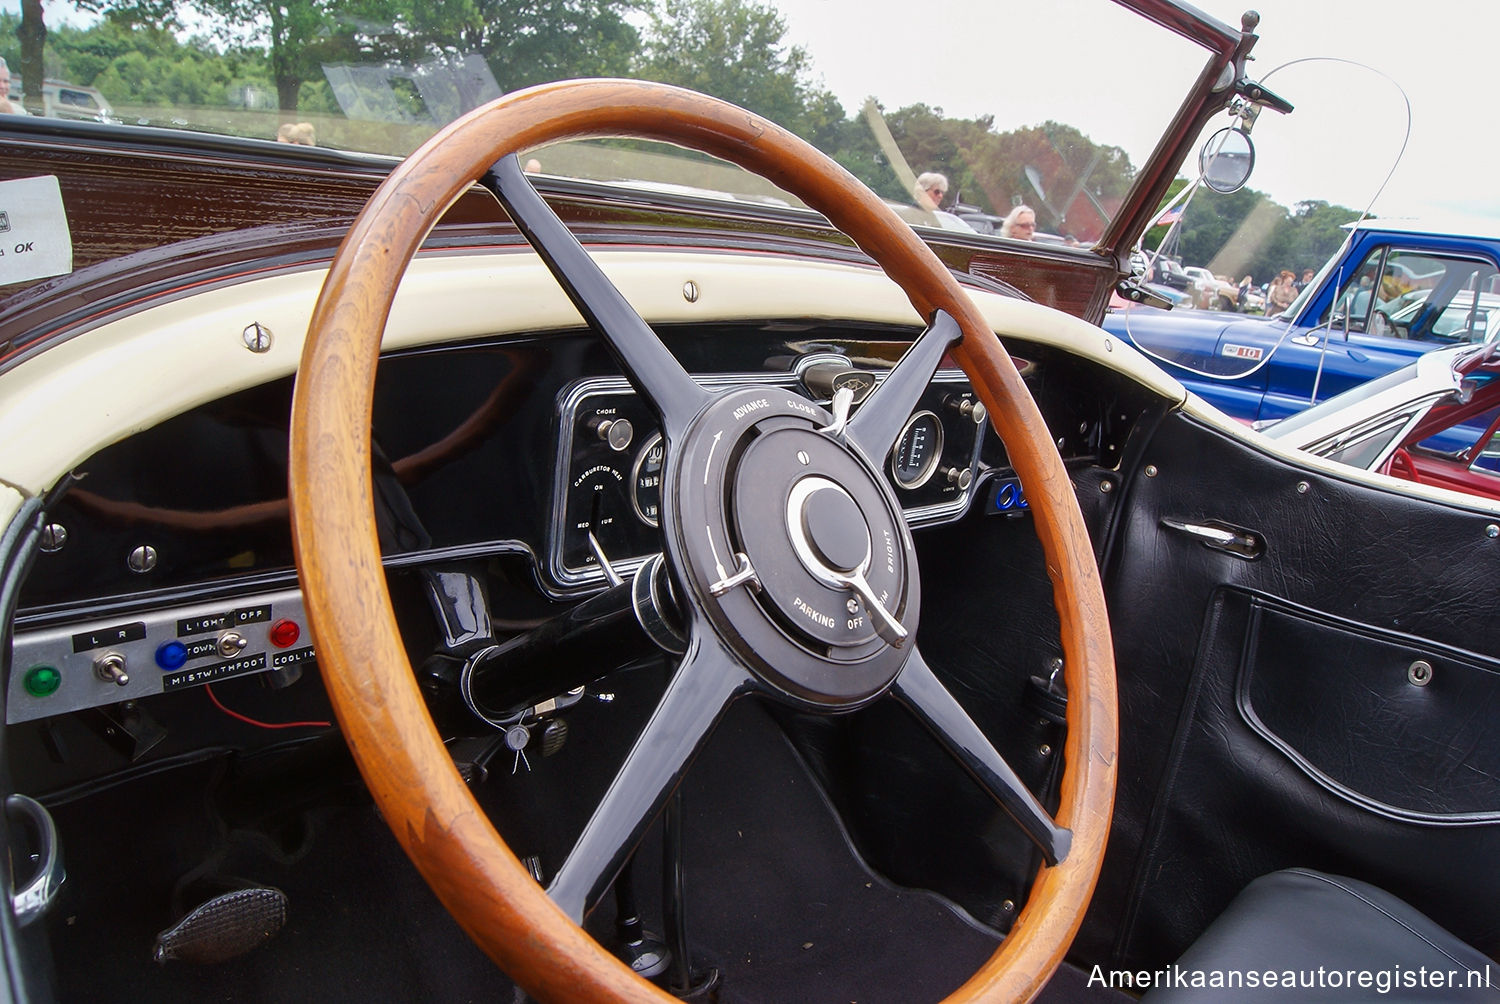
[38,698,1121,1003]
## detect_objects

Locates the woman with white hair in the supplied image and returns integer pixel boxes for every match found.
[914,171,948,211]
[1000,205,1037,240]
[0,58,29,115]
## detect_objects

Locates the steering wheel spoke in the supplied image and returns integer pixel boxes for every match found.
[547,629,754,922]
[847,310,963,461]
[482,155,712,434]
[891,646,1071,866]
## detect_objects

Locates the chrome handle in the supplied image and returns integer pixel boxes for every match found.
[7,794,64,927]
[1160,517,1264,559]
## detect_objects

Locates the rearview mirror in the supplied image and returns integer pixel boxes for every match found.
[1199,127,1255,194]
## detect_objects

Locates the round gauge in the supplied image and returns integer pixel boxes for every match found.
[890,411,944,489]
[630,432,666,526]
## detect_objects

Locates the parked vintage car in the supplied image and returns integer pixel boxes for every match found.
[11,76,118,123]
[3,3,1500,1003]
[1108,217,1500,422]
[1262,341,1500,500]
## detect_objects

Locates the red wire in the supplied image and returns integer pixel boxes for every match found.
[204,683,332,730]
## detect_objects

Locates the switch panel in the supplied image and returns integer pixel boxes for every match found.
[9,588,313,724]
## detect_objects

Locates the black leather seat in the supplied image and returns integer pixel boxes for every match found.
[1142,869,1500,1002]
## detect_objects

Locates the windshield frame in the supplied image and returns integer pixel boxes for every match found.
[1096,1,1254,262]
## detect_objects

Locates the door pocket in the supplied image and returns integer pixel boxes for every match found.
[1238,596,1500,823]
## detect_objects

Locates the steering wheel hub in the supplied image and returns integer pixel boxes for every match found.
[668,388,915,708]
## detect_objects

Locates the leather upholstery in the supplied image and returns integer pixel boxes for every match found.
[1143,869,1500,1002]
[1077,414,1500,970]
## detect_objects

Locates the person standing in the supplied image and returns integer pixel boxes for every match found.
[1268,269,1297,312]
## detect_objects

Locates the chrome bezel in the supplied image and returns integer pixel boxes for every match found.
[630,431,666,528]
[890,410,944,489]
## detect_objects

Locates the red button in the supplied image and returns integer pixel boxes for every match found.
[269,619,301,648]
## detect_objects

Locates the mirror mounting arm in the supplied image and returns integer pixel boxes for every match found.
[1235,77,1294,117]
[1230,11,1295,118]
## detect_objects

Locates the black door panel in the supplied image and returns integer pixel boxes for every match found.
[1079,414,1500,969]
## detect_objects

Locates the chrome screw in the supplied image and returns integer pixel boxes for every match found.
[1038,744,1052,757]
[1144,465,1158,477]
[39,523,68,553]
[1099,480,1113,494]
[797,451,810,465]
[1487,524,1499,539]
[127,545,158,573]
[242,322,273,353]
[846,598,859,614]
[1407,660,1434,687]
[1296,481,1311,494]
[682,280,700,303]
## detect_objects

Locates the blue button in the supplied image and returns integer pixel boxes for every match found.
[155,640,189,670]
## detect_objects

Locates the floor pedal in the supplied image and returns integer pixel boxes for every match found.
[153,886,287,964]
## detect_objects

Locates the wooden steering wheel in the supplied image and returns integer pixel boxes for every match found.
[289,79,1116,1003]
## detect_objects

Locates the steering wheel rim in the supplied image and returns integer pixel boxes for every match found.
[289,79,1116,1003]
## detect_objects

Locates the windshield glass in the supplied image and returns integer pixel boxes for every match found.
[0,0,1213,247]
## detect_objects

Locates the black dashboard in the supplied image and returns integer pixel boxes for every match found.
[9,318,1150,743]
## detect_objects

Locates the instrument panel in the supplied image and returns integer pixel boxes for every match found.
[549,370,988,588]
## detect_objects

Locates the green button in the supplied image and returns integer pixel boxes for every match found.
[23,665,61,698]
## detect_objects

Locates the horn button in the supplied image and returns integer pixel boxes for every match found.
[669,389,917,708]
[797,482,867,573]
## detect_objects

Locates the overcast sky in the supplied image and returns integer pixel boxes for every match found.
[766,0,1500,225]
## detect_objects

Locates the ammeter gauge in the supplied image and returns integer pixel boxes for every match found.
[890,411,943,489]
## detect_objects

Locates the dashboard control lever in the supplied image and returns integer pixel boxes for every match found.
[707,553,759,597]
[839,569,908,648]
[815,386,855,438]
[588,531,624,587]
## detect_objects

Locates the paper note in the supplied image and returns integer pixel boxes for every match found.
[0,176,73,287]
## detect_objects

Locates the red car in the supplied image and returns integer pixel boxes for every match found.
[1264,342,1500,500]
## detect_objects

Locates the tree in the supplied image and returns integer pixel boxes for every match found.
[447,0,644,91]
[17,0,44,114]
[15,0,178,113]
[636,0,842,144]
[182,0,366,110]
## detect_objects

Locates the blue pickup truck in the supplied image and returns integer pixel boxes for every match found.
[1107,218,1500,423]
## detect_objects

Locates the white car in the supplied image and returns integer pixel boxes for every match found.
[1181,264,1238,310]
[12,77,119,123]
